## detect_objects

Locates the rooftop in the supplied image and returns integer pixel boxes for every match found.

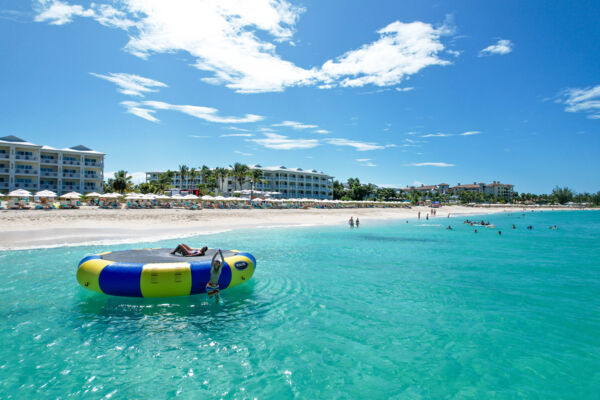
[0,136,104,154]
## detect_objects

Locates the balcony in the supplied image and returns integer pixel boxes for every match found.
[84,160,102,167]
[14,182,34,189]
[0,168,8,174]
[40,184,58,190]
[84,174,99,180]
[63,160,80,166]
[40,158,58,164]
[62,185,81,191]
[63,173,80,178]
[15,155,37,161]
[0,153,8,159]
[15,169,37,175]
[41,171,58,177]
[0,182,8,189]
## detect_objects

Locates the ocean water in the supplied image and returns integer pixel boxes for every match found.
[0,211,599,399]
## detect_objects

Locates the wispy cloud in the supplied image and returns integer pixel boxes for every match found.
[189,135,210,138]
[142,101,263,123]
[396,87,415,92]
[90,72,167,97]
[314,129,330,134]
[249,133,319,150]
[35,1,454,93]
[221,133,254,137]
[479,39,513,56]
[234,150,254,156]
[226,126,250,132]
[460,130,481,136]
[421,133,452,138]
[408,162,455,167]
[557,85,600,119]
[326,138,396,151]
[120,101,158,123]
[361,162,376,167]
[355,158,371,162]
[356,158,375,167]
[273,120,318,129]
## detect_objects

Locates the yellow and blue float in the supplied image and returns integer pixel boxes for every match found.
[76,248,256,298]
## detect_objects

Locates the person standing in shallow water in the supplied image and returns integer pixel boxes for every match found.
[206,249,225,303]
[349,217,354,228]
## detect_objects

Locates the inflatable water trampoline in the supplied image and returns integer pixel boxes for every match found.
[77,248,256,298]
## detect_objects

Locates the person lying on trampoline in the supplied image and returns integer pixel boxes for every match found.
[170,244,208,257]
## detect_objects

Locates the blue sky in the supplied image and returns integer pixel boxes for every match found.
[1,0,599,193]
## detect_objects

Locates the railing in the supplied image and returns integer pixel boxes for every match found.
[14,183,33,188]
[40,184,58,190]
[15,169,37,175]
[63,173,80,178]
[84,161,102,167]
[0,168,8,174]
[15,155,37,161]
[62,186,81,191]
[40,158,58,164]
[0,154,8,159]
[0,182,8,188]
[63,160,80,165]
[41,171,57,177]
[84,175,99,179]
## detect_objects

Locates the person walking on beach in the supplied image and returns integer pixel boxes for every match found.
[356,218,360,228]
[349,217,355,228]
[206,249,225,303]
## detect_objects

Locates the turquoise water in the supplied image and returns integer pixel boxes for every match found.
[1,211,599,399]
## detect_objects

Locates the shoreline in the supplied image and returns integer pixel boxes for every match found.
[0,206,594,251]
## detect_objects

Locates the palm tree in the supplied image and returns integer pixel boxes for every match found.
[249,168,265,200]
[189,168,199,191]
[213,167,227,194]
[229,162,250,192]
[109,170,133,193]
[178,164,189,190]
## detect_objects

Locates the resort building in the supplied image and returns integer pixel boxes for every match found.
[483,181,515,200]
[221,165,334,200]
[0,135,104,194]
[451,182,484,194]
[145,171,203,191]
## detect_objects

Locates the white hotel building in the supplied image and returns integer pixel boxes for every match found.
[223,165,334,200]
[146,164,334,200]
[0,135,105,194]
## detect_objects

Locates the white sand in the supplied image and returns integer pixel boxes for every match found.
[0,205,570,250]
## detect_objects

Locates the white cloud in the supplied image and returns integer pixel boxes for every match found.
[447,49,461,57]
[35,0,134,29]
[421,133,452,137]
[314,129,330,134]
[326,138,396,151]
[408,162,455,167]
[249,133,319,150]
[226,127,250,132]
[142,101,263,123]
[479,39,513,56]
[396,87,415,92]
[460,130,481,136]
[320,21,451,88]
[189,135,210,138]
[90,72,167,96]
[234,150,253,156]
[355,158,371,162]
[35,1,454,93]
[221,133,254,137]
[120,101,159,122]
[273,120,318,129]
[558,85,600,119]
[361,162,376,167]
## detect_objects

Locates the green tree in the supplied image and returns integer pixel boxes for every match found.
[229,162,250,191]
[552,186,574,205]
[108,170,133,193]
[188,167,199,190]
[178,164,189,190]
[213,167,228,195]
[249,169,265,199]
[332,180,346,200]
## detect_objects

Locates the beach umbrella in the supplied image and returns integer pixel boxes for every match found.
[60,191,82,199]
[35,190,57,198]
[183,194,199,199]
[85,192,102,197]
[201,195,215,200]
[125,193,140,200]
[171,193,183,199]
[102,192,120,198]
[8,189,32,197]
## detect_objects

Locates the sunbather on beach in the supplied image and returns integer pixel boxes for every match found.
[170,244,208,257]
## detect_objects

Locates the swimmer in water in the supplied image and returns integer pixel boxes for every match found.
[356,218,360,228]
[512,224,516,229]
[498,231,502,235]
[474,229,478,233]
[206,249,225,303]
[447,225,452,230]
[349,216,355,228]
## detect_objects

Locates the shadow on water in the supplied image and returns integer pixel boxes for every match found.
[72,281,272,333]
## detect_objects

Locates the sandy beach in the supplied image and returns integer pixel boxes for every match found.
[0,205,574,251]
